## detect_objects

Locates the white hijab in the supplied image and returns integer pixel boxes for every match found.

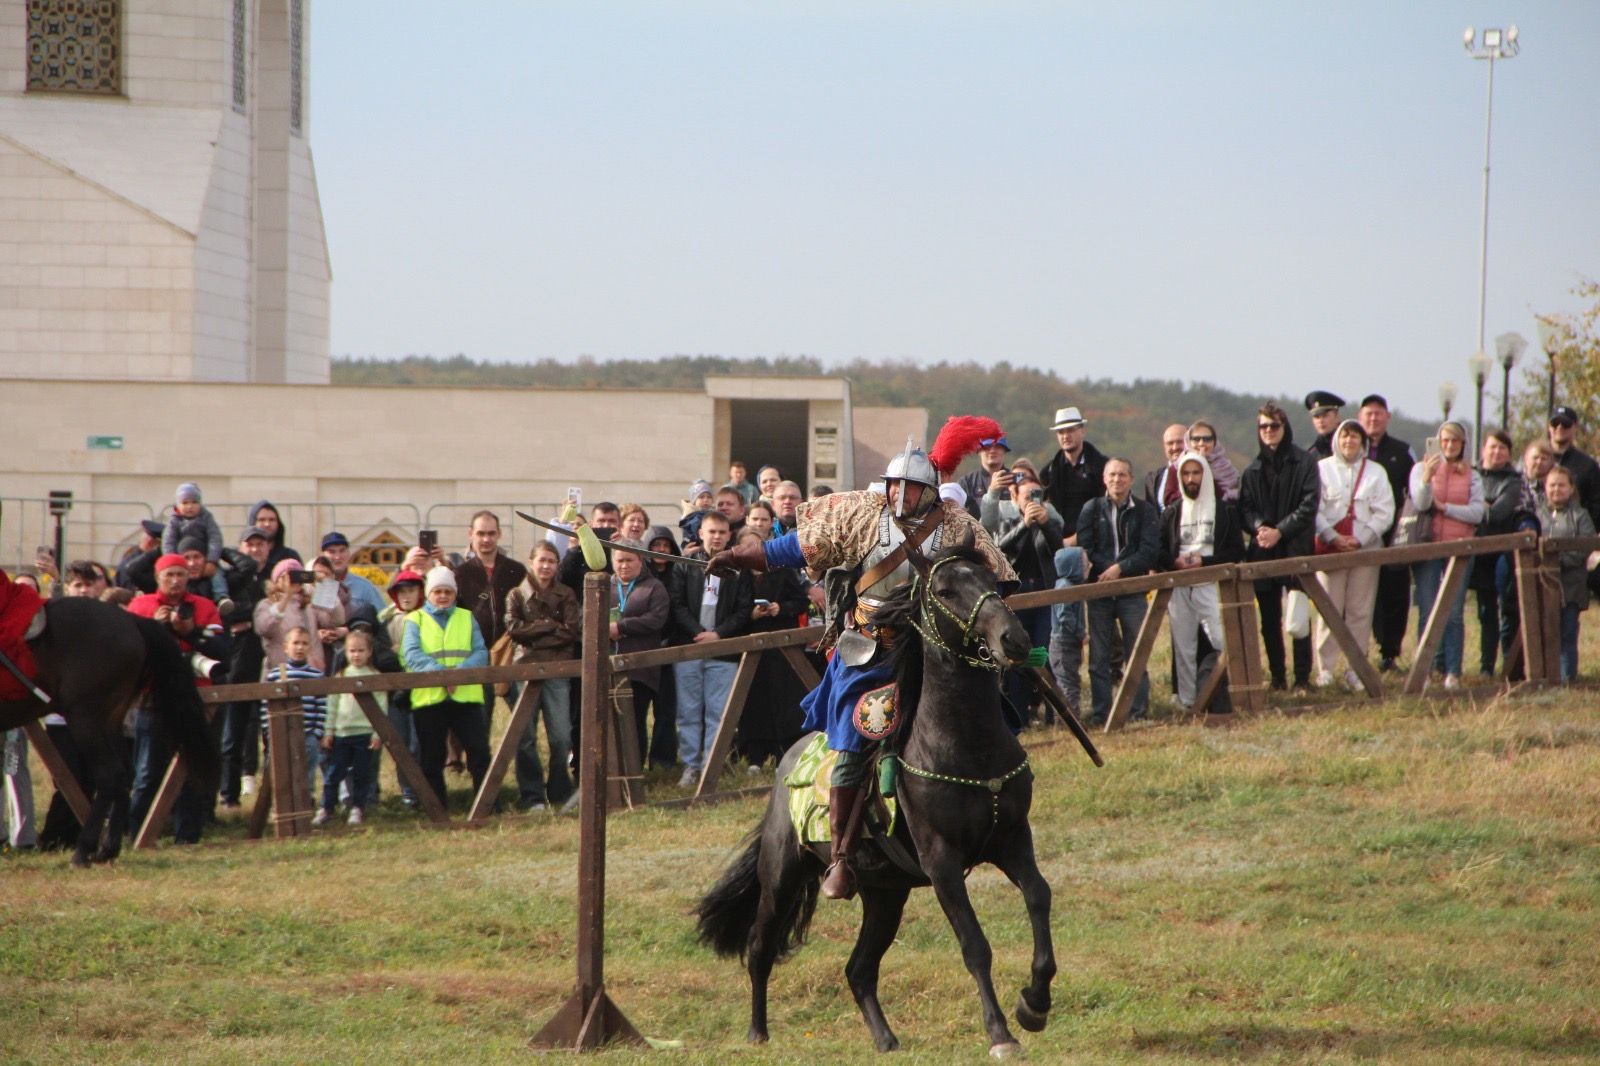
[1176,450,1217,557]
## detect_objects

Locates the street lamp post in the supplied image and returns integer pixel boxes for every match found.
[1494,331,1526,431]
[1536,318,1561,416]
[1464,25,1519,357]
[1467,350,1492,443]
[1439,381,1459,424]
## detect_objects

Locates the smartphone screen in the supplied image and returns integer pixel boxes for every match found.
[1424,436,1441,458]
[567,486,583,510]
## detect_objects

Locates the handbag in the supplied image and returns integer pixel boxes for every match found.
[489,630,516,697]
[1315,457,1365,555]
[1395,491,1434,548]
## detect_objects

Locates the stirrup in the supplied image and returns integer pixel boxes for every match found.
[821,860,856,901]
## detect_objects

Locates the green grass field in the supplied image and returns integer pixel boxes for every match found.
[5,644,1600,1063]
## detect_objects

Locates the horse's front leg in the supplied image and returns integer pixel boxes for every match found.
[847,882,911,1052]
[924,848,1020,1056]
[992,827,1055,1032]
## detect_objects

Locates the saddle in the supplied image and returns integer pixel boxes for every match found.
[783,736,922,879]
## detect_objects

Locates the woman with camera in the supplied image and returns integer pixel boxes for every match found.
[253,558,346,674]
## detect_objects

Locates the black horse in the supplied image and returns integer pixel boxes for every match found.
[0,596,218,867]
[696,547,1057,1057]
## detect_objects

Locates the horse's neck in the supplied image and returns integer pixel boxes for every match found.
[903,651,1019,771]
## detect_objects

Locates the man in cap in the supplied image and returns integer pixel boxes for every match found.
[1547,406,1600,527]
[1357,394,1415,672]
[1042,406,1109,545]
[706,420,1017,900]
[116,518,167,594]
[1304,391,1345,460]
[957,428,1013,520]
[319,532,388,618]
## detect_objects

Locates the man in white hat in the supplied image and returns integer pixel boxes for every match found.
[1042,406,1109,546]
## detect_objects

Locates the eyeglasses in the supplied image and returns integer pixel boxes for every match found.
[1258,422,1283,432]
[1188,434,1215,443]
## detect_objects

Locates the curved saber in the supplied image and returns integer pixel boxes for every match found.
[513,509,709,568]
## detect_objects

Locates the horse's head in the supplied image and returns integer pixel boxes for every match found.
[910,546,1032,669]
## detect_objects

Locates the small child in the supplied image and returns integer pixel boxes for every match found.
[1538,466,1596,683]
[261,627,327,803]
[320,629,385,826]
[164,483,230,610]
[678,479,717,554]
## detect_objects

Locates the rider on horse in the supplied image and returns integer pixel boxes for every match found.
[710,417,1016,900]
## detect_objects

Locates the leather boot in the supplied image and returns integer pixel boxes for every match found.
[821,785,862,900]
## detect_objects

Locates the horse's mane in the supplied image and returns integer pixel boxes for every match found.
[872,546,996,737]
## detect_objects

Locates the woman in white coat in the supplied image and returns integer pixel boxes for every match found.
[1313,419,1395,690]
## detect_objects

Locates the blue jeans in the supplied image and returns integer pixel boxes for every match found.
[1412,557,1473,677]
[675,658,737,772]
[387,700,419,803]
[1088,594,1150,723]
[515,677,574,806]
[128,709,202,844]
[1560,606,1580,682]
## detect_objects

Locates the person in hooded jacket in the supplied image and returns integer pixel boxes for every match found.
[1159,450,1244,712]
[1310,420,1394,690]
[1239,401,1320,690]
[247,501,302,572]
[503,541,580,809]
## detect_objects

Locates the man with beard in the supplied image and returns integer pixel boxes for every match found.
[1161,452,1243,713]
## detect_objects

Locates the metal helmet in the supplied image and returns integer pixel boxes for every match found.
[882,437,939,518]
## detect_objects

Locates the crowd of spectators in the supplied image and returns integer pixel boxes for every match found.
[5,396,1599,853]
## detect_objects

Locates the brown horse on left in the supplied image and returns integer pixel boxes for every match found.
[0,596,218,867]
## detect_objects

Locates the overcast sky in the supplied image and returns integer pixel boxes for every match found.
[311,1,1599,424]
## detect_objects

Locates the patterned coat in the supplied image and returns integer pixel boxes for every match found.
[791,491,1016,583]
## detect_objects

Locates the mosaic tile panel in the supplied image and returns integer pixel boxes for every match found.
[26,0,121,95]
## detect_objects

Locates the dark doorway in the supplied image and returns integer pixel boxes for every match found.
[730,400,810,494]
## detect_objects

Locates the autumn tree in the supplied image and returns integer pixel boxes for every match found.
[1513,277,1600,453]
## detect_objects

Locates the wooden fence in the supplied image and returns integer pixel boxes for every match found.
[23,531,1600,846]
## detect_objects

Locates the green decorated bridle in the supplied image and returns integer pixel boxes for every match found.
[906,554,1008,673]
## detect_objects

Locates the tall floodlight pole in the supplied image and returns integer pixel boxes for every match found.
[1463,25,1519,357]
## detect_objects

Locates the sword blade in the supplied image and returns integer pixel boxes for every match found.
[513,509,708,568]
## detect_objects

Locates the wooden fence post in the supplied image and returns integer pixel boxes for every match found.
[1105,589,1171,731]
[1219,575,1266,714]
[529,572,645,1051]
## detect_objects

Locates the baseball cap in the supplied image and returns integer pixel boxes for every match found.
[320,531,350,550]
[242,526,271,542]
[1550,406,1579,427]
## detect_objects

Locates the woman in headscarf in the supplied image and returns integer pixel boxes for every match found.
[1408,420,1484,690]
[1186,419,1241,501]
[1311,420,1394,690]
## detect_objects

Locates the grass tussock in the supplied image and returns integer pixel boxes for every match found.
[5,673,1600,1062]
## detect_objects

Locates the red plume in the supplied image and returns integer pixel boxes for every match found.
[929,415,1004,476]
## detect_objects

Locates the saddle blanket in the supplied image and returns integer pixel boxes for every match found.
[0,570,42,703]
[783,734,898,846]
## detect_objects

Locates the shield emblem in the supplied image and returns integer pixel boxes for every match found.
[853,682,901,740]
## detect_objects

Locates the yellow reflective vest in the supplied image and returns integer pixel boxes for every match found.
[407,606,484,708]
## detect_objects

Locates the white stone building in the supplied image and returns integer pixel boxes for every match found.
[0,0,330,382]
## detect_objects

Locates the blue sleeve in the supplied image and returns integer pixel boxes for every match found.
[458,614,489,669]
[765,531,807,570]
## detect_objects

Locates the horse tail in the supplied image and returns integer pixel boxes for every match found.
[134,615,221,800]
[696,829,766,959]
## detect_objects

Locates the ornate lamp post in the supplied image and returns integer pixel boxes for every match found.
[1467,350,1492,444]
[1439,381,1459,424]
[1535,318,1561,415]
[1494,331,1526,430]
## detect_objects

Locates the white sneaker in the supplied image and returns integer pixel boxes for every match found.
[347,808,363,826]
[678,767,698,788]
[1343,670,1363,692]
[312,808,330,826]
[240,775,256,797]
[1314,671,1333,688]
[1443,674,1461,690]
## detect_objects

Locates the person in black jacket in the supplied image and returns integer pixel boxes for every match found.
[1077,458,1161,724]
[1042,406,1109,544]
[1160,452,1244,713]
[667,511,755,786]
[1357,395,1415,671]
[1239,402,1320,690]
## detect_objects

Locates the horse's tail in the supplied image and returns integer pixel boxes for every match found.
[134,615,221,800]
[695,825,820,963]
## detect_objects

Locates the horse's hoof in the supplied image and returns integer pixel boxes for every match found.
[69,851,92,869]
[875,1034,900,1052]
[745,1028,768,1045]
[1015,993,1049,1033]
[989,1041,1025,1060]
